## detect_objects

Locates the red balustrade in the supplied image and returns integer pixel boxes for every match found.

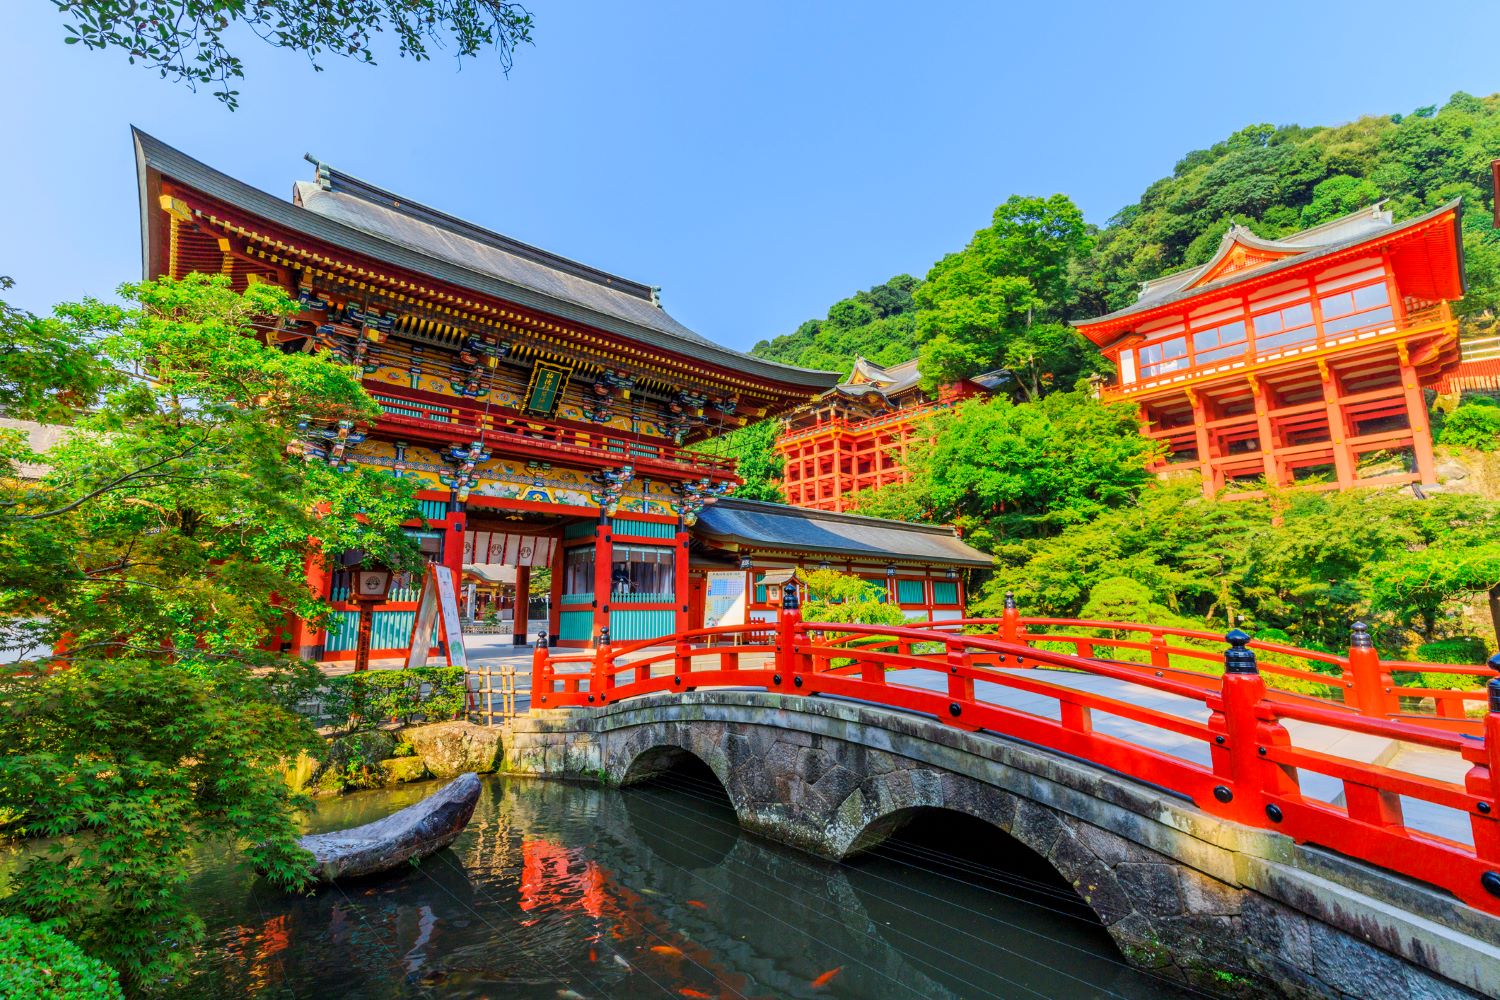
[527,600,1500,915]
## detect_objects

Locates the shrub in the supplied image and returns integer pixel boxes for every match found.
[1414,636,1489,690]
[316,666,467,731]
[0,917,122,1000]
[1438,402,1500,451]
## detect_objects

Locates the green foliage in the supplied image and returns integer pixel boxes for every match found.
[0,274,421,658]
[852,391,1159,542]
[0,660,320,988]
[752,93,1500,403]
[1413,637,1490,690]
[982,484,1500,653]
[915,195,1100,398]
[697,419,785,502]
[1076,92,1500,324]
[801,571,908,659]
[0,916,122,1000]
[1438,402,1500,451]
[0,275,424,990]
[318,666,468,731]
[751,275,921,375]
[50,1,534,109]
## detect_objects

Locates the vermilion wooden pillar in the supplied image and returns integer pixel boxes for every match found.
[548,531,564,646]
[1402,360,1439,484]
[512,564,530,646]
[442,500,466,659]
[295,544,330,660]
[674,516,691,635]
[593,512,612,645]
[1320,366,1356,489]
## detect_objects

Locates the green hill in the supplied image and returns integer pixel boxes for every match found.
[751,92,1500,385]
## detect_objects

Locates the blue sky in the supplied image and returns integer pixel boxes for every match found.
[3,2,1498,352]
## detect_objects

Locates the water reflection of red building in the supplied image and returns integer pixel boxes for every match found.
[518,837,764,999]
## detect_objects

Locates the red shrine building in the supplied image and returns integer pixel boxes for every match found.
[1074,202,1467,498]
[775,357,1005,511]
[133,131,987,657]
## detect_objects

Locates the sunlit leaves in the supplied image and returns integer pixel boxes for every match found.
[50,0,534,108]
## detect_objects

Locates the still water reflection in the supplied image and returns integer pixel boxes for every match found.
[182,768,1186,998]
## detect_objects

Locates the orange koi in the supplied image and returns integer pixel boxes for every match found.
[650,945,684,957]
[588,948,597,962]
[811,966,843,988]
[679,991,712,999]
[686,900,708,910]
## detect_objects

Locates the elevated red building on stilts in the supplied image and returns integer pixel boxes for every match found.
[1074,202,1467,497]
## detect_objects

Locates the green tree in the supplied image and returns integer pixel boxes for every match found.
[0,916,122,999]
[854,391,1159,544]
[914,195,1098,396]
[50,1,534,109]
[697,419,785,502]
[0,274,420,988]
[752,275,921,376]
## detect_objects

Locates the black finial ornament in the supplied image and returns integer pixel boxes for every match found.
[1004,591,1017,611]
[781,580,800,611]
[1351,620,1374,649]
[1488,652,1500,713]
[598,627,610,647]
[1224,629,1258,674]
[535,629,549,649]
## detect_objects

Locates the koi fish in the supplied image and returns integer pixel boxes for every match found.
[812,966,843,988]
[679,990,712,998]
[557,991,587,1000]
[612,954,631,970]
[588,948,597,963]
[686,900,708,910]
[651,945,684,957]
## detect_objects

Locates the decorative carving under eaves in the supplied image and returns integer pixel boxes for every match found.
[584,368,635,424]
[440,439,492,502]
[671,475,732,526]
[589,464,635,516]
[291,418,366,472]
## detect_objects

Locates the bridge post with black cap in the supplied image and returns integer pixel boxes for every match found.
[1345,620,1398,718]
[1463,653,1500,901]
[775,579,802,684]
[1208,629,1283,825]
[531,628,552,708]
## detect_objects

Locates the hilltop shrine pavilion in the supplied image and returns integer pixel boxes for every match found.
[133,131,987,657]
[1074,202,1467,498]
[776,357,1007,512]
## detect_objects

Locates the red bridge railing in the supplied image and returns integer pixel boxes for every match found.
[528,595,1500,916]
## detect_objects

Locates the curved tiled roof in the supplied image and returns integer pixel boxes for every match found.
[133,128,840,391]
[695,498,992,566]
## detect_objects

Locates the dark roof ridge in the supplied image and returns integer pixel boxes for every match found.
[717,496,960,536]
[131,127,841,389]
[302,155,656,302]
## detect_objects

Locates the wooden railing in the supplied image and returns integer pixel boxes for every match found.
[527,602,1500,915]
[374,406,738,476]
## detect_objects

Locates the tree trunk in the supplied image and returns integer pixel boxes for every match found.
[1489,583,1500,654]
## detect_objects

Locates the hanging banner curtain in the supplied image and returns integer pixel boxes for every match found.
[463,531,557,567]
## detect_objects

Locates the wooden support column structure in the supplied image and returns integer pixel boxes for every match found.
[1400,344,1439,484]
[674,516,692,635]
[438,500,467,660]
[295,545,330,659]
[1318,360,1356,489]
[1186,389,1214,489]
[548,531,564,646]
[512,564,530,646]
[593,511,612,645]
[1249,374,1279,486]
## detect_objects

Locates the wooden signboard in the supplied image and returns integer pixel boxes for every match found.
[404,564,469,669]
[523,360,572,416]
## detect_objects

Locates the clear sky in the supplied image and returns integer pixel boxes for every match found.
[3,1,1498,352]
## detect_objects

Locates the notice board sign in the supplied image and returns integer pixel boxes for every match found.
[523,360,571,416]
[703,570,746,629]
[405,564,469,669]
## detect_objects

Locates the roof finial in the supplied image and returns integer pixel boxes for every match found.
[303,153,331,190]
[650,285,662,308]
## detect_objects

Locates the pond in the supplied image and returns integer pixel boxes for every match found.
[181,766,1186,998]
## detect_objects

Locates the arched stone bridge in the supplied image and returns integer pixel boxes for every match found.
[499,607,1500,997]
[506,689,1498,999]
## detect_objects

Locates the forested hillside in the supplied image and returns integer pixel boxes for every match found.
[727,92,1500,656]
[752,91,1500,389]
